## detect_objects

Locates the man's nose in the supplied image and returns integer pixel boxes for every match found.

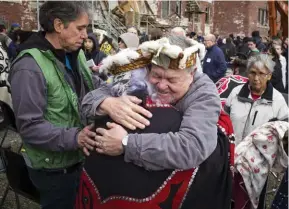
[156,79,168,90]
[82,30,88,39]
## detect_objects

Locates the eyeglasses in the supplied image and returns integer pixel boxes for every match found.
[248,71,270,79]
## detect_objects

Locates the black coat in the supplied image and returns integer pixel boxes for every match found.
[76,91,232,209]
[221,43,236,62]
[271,56,286,93]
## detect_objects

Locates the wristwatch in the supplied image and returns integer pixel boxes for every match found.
[122,135,129,150]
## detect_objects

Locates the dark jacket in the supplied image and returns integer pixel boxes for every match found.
[271,56,285,93]
[253,36,266,52]
[221,43,236,62]
[83,33,106,66]
[237,42,250,56]
[203,45,227,83]
[233,49,259,67]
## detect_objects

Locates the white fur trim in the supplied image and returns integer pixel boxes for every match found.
[99,49,140,74]
[139,37,205,69]
[99,37,206,74]
[179,45,199,69]
[198,44,206,61]
[139,38,182,59]
[186,38,206,61]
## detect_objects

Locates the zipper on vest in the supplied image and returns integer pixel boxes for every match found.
[252,111,258,125]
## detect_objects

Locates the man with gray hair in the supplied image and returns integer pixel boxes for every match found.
[171,27,186,37]
[203,34,227,83]
[80,35,232,209]
[9,1,103,208]
[82,34,220,172]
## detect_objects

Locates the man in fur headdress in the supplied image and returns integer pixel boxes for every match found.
[78,35,233,209]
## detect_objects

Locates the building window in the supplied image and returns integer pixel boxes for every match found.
[162,1,170,18]
[176,0,181,17]
[205,7,210,24]
[258,8,268,26]
[193,13,199,22]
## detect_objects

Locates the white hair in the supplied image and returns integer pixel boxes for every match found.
[247,54,275,73]
[171,27,186,37]
[99,48,140,75]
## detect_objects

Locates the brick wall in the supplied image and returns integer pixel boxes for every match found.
[212,1,249,36]
[156,0,213,34]
[212,1,269,37]
[246,1,269,37]
[0,1,37,30]
[198,1,211,34]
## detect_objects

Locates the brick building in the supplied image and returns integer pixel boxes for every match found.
[212,1,271,37]
[151,0,213,34]
[153,0,272,37]
[0,0,37,30]
[0,0,275,38]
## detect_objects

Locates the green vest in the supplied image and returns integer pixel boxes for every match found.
[15,48,94,169]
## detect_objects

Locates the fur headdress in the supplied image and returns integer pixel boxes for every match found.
[99,36,205,76]
[98,36,205,97]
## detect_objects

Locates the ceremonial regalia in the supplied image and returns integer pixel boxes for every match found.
[76,37,235,209]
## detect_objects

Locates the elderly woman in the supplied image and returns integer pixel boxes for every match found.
[77,36,232,209]
[224,54,288,145]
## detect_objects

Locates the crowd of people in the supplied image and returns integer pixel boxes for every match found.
[0,1,288,209]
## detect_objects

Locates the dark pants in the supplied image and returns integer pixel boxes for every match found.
[27,164,82,209]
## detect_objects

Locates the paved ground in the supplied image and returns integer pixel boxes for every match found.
[0,130,282,209]
[0,130,40,209]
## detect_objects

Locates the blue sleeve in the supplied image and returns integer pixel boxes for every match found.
[8,42,17,61]
[216,49,227,78]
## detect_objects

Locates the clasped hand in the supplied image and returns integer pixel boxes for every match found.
[78,122,128,156]
[94,122,128,156]
[79,96,152,156]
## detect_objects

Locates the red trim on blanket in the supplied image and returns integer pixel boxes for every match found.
[217,110,235,175]
[76,168,197,209]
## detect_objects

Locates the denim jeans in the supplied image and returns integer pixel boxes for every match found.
[27,165,82,209]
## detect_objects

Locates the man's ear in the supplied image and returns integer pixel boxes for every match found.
[54,18,64,33]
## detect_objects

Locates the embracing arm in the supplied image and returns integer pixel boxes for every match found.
[81,87,152,130]
[81,84,112,118]
[125,81,221,170]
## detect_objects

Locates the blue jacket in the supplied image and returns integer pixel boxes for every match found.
[203,45,227,83]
